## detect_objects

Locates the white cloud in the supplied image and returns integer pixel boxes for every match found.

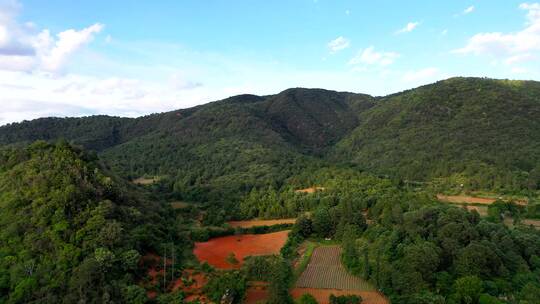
[349,46,400,66]
[463,5,475,14]
[402,67,440,82]
[0,0,103,73]
[38,24,104,72]
[345,10,350,16]
[327,36,350,53]
[396,22,420,34]
[454,3,540,67]
[511,67,528,74]
[441,29,448,35]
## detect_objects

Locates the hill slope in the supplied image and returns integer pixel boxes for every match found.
[0,77,539,195]
[0,142,176,303]
[332,77,540,191]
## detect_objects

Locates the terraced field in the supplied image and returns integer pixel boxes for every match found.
[296,246,373,290]
[293,246,387,304]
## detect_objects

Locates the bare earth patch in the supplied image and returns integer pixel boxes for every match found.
[193,231,290,269]
[437,194,527,206]
[170,201,190,209]
[132,176,160,185]
[295,186,326,194]
[228,218,296,228]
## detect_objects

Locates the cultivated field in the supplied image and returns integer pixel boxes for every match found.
[293,246,388,304]
[193,231,289,269]
[296,246,374,290]
[228,218,296,228]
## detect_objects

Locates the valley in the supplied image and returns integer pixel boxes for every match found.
[1,77,540,304]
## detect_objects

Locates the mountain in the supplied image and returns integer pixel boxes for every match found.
[0,142,177,303]
[332,77,540,191]
[1,77,539,196]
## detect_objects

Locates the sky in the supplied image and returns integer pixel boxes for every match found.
[1,0,540,125]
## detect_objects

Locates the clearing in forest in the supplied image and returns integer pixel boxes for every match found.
[293,246,388,304]
[193,230,289,269]
[227,218,296,228]
[295,186,326,194]
[170,201,190,209]
[437,194,527,206]
[132,176,161,185]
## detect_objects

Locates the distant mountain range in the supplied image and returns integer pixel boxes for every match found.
[2,77,539,195]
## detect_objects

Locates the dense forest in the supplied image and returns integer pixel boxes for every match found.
[0,142,183,303]
[0,77,540,303]
[1,78,538,201]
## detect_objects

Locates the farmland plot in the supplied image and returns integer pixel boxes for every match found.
[296,246,374,290]
[193,230,289,269]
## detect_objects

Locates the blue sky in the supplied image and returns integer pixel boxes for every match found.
[1,0,540,125]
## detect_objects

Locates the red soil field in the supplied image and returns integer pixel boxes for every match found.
[292,288,389,304]
[193,230,290,269]
[295,186,326,194]
[228,218,296,228]
[171,270,207,293]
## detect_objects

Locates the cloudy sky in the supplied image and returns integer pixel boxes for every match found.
[1,0,540,125]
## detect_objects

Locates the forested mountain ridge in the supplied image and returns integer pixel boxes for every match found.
[1,77,539,196]
[332,77,540,192]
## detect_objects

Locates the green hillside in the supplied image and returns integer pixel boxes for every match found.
[1,77,539,197]
[332,77,540,192]
[0,142,179,303]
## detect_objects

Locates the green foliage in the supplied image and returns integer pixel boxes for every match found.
[204,271,246,304]
[452,275,483,304]
[0,142,177,303]
[329,294,362,304]
[267,257,294,304]
[243,255,280,281]
[297,293,318,304]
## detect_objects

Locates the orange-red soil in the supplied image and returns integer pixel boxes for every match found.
[228,218,296,228]
[193,231,290,269]
[244,282,270,304]
[291,288,389,304]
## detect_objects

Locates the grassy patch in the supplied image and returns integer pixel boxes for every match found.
[294,241,317,281]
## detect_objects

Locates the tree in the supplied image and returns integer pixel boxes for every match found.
[297,293,318,304]
[226,252,239,266]
[296,215,313,238]
[329,294,361,304]
[268,258,293,304]
[204,271,246,303]
[452,275,483,304]
[342,225,359,271]
[123,285,147,304]
[312,207,334,238]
